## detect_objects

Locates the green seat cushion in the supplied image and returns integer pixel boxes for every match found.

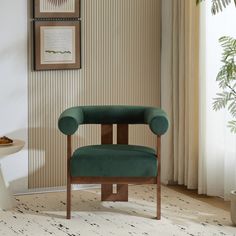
[70,144,157,177]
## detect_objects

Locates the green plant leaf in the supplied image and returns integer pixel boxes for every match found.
[228,120,236,133]
[213,36,236,133]
[197,0,236,14]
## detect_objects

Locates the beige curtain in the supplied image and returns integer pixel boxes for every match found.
[161,0,199,189]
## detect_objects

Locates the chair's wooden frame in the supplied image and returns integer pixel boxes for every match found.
[66,124,161,220]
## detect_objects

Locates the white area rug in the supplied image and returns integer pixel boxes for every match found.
[0,185,235,236]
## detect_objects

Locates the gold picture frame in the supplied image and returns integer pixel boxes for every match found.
[34,0,80,18]
[34,21,81,70]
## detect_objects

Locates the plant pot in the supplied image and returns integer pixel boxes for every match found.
[231,190,236,226]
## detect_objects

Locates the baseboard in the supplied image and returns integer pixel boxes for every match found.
[14,183,149,196]
[14,184,100,196]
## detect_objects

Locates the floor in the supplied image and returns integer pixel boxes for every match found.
[167,185,231,212]
[0,185,235,236]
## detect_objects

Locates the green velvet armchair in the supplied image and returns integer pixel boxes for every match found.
[58,105,169,219]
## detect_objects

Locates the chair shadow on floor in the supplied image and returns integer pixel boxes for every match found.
[13,188,157,220]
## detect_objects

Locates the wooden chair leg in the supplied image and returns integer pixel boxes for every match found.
[157,179,161,220]
[67,179,71,219]
[156,135,161,220]
[67,135,72,219]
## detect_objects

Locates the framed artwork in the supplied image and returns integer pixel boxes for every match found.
[34,21,81,70]
[34,0,80,18]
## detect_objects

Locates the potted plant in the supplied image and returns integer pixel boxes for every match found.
[197,0,236,226]
[213,36,236,225]
[231,191,236,225]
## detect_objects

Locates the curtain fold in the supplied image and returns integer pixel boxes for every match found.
[161,0,199,189]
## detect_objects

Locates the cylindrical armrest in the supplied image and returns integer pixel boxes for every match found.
[144,108,169,135]
[58,107,84,135]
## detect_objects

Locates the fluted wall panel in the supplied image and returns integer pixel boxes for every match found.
[29,0,161,189]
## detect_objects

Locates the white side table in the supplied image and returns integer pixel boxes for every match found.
[0,140,25,210]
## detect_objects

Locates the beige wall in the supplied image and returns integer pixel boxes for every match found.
[29,0,161,189]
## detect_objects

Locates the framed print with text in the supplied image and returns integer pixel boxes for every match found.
[34,21,81,70]
[34,0,80,18]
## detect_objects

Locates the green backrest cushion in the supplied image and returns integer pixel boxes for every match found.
[58,105,169,136]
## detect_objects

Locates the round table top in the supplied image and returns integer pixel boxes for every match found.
[0,140,25,158]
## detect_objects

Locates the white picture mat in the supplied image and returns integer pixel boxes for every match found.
[40,26,76,64]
